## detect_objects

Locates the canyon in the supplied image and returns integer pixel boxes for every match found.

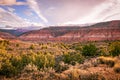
[0,20,120,42]
[19,20,120,42]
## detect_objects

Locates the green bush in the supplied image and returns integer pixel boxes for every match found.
[0,51,56,77]
[82,44,98,56]
[109,42,120,57]
[63,52,84,65]
[20,52,37,68]
[34,52,55,69]
[71,43,82,51]
[10,56,23,72]
[0,60,16,77]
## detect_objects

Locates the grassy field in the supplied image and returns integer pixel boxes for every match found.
[0,40,120,80]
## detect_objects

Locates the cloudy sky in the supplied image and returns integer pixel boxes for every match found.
[0,0,120,28]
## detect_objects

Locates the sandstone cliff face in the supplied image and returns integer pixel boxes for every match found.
[19,30,54,41]
[19,20,120,42]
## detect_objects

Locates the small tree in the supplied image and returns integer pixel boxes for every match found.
[82,44,98,56]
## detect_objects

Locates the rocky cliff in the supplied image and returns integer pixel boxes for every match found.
[18,20,120,42]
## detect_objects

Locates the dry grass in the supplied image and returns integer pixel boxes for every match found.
[98,56,115,67]
[114,60,120,73]
[62,68,105,80]
[114,63,120,73]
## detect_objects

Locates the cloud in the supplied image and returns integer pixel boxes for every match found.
[24,9,33,16]
[33,0,106,25]
[7,7,15,12]
[0,0,26,6]
[63,0,120,24]
[0,8,25,26]
[27,0,48,23]
[33,0,120,25]
[0,7,43,28]
[100,0,120,21]
[0,0,120,27]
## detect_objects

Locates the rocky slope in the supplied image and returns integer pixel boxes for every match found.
[19,20,120,42]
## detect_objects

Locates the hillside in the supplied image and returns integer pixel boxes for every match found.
[0,31,16,40]
[0,29,30,36]
[19,20,120,42]
[0,39,120,80]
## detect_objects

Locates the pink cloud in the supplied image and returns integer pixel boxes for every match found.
[0,0,26,6]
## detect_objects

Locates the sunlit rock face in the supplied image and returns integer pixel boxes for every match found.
[19,20,120,42]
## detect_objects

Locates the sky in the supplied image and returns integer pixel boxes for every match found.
[0,0,120,29]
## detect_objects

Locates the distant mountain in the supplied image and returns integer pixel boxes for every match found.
[0,29,27,36]
[0,26,42,36]
[19,20,120,42]
[0,31,16,40]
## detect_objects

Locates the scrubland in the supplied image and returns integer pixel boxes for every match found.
[0,40,120,80]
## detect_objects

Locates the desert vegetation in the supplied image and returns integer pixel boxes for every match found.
[0,40,120,80]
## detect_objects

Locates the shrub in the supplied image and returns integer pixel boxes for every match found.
[80,73,104,80]
[114,61,120,73]
[16,43,20,47]
[23,63,38,73]
[71,43,82,51]
[0,40,9,46]
[82,44,98,56]
[41,45,48,49]
[98,56,115,67]
[70,69,80,80]
[0,60,16,77]
[99,46,110,56]
[63,52,84,65]
[109,42,120,57]
[63,69,102,80]
[34,52,55,69]
[54,61,69,72]
[21,54,32,67]
[10,55,23,72]
[29,44,35,50]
